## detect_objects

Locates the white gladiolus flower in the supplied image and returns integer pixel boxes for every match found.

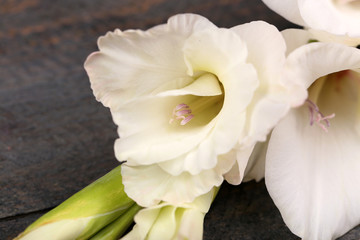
[121,188,216,240]
[265,29,360,240]
[85,14,305,207]
[262,0,360,46]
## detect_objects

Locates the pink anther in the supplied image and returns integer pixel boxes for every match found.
[306,99,335,133]
[180,114,194,125]
[175,103,188,111]
[175,109,192,116]
[169,103,194,125]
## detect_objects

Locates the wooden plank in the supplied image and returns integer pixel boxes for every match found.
[204,181,298,240]
[0,211,46,240]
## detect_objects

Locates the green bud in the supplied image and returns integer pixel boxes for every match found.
[15,165,140,240]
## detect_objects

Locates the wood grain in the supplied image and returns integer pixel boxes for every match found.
[0,0,359,239]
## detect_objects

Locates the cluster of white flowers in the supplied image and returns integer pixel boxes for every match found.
[84,2,360,239]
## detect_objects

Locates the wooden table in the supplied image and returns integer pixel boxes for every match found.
[0,0,359,239]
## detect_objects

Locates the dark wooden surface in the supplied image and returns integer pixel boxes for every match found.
[0,0,359,239]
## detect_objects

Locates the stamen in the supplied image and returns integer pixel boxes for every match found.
[306,99,335,133]
[169,103,194,125]
[181,115,194,125]
[175,109,192,116]
[175,103,188,111]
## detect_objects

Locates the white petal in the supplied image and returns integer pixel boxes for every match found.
[243,139,268,182]
[176,209,205,240]
[266,73,360,239]
[85,32,188,109]
[281,29,311,56]
[183,27,248,76]
[84,14,216,110]
[111,94,204,137]
[146,206,177,240]
[157,137,219,176]
[110,96,174,137]
[284,42,360,90]
[224,146,254,185]
[113,96,219,165]
[261,0,306,26]
[240,95,290,146]
[232,21,295,147]
[158,141,236,176]
[121,206,162,240]
[190,187,216,212]
[214,63,258,152]
[232,21,287,84]
[225,139,268,185]
[308,29,360,47]
[299,0,360,37]
[157,73,222,97]
[157,13,217,36]
[121,164,223,207]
